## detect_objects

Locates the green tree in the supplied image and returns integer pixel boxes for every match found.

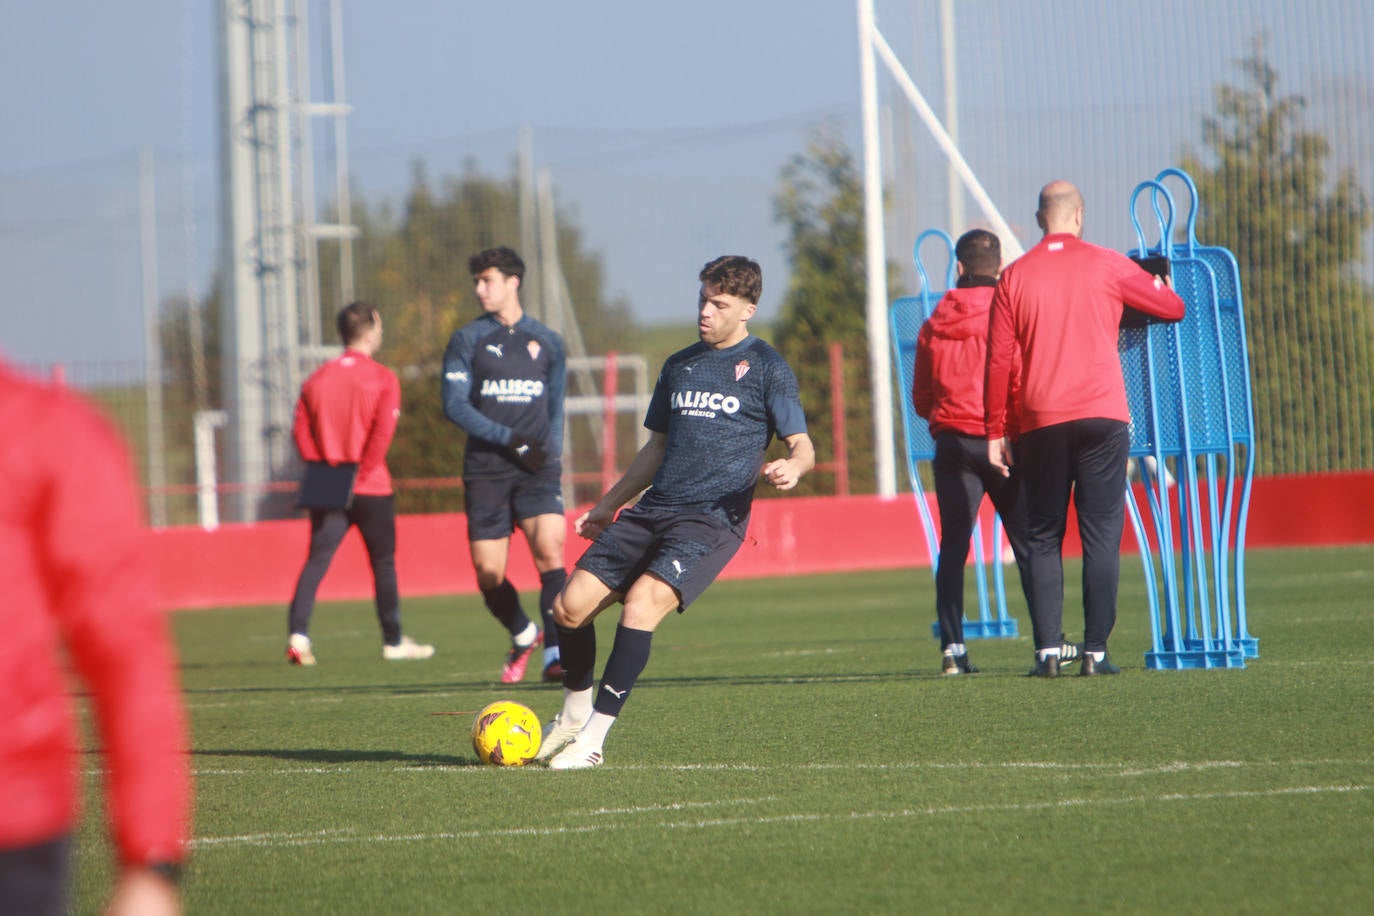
[324,160,635,512]
[1182,39,1374,474]
[155,160,634,516]
[772,125,886,496]
[147,286,221,524]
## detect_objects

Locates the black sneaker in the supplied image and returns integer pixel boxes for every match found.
[1058,640,1084,665]
[1080,654,1121,676]
[942,653,979,675]
[1028,655,1060,678]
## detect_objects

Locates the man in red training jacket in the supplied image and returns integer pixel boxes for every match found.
[985,180,1184,677]
[914,228,1041,675]
[287,302,433,665]
[0,358,190,915]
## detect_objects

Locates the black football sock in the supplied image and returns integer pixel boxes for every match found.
[481,579,531,637]
[593,625,653,718]
[556,622,596,692]
[539,569,567,649]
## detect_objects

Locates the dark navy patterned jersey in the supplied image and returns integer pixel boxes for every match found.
[441,313,566,479]
[639,334,807,529]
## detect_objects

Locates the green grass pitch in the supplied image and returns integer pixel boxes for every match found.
[73,545,1373,913]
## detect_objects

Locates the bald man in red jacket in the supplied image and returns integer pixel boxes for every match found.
[986,180,1184,677]
[0,358,190,915]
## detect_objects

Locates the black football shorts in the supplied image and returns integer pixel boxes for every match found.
[575,504,744,610]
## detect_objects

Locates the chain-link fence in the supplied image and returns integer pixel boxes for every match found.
[4,0,1371,526]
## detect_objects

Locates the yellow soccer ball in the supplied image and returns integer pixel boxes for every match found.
[471,701,543,766]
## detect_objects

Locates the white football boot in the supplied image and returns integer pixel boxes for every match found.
[534,713,585,762]
[383,635,435,660]
[548,735,604,770]
[287,633,316,666]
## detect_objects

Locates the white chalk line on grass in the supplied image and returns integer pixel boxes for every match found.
[571,797,778,817]
[1290,658,1374,665]
[192,828,356,847]
[188,783,1370,851]
[180,758,1372,778]
[1270,568,1369,585]
[765,648,849,658]
[244,630,373,644]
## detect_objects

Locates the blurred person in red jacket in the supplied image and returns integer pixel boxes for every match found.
[287,302,434,665]
[985,180,1185,677]
[0,358,190,915]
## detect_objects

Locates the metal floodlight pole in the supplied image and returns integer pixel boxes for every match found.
[940,0,965,234]
[537,168,561,334]
[326,0,356,305]
[857,0,898,498]
[518,127,539,318]
[293,0,321,347]
[138,147,168,527]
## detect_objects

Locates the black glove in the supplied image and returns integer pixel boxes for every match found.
[507,436,548,473]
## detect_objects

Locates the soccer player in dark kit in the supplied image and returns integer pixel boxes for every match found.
[442,247,568,683]
[535,255,815,769]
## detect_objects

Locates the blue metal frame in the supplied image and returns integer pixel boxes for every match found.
[1154,168,1258,658]
[1121,171,1257,669]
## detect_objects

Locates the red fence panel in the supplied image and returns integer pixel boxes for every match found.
[151,471,1374,611]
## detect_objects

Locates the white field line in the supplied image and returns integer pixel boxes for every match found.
[571,797,778,816]
[1290,658,1374,665]
[243,630,373,643]
[188,783,1369,851]
[178,758,1371,777]
[1269,568,1369,584]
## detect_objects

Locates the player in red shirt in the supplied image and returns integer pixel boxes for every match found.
[914,229,1036,675]
[985,180,1184,677]
[0,358,189,915]
[287,302,434,665]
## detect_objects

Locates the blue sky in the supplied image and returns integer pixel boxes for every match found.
[0,1,858,366]
[1,1,1369,368]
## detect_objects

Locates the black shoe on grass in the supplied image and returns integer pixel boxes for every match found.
[1080,654,1121,676]
[942,653,979,675]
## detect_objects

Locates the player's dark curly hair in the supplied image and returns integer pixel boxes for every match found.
[468,246,525,282]
[336,301,379,345]
[955,229,1001,277]
[699,255,762,304]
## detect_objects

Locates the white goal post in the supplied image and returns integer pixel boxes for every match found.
[856,0,1024,497]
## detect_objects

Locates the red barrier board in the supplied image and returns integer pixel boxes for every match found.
[151,471,1374,611]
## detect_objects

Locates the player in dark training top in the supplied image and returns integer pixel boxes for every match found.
[442,247,568,683]
[535,255,815,769]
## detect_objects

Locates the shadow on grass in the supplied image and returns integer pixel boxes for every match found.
[638,670,923,688]
[194,747,479,767]
[180,680,511,697]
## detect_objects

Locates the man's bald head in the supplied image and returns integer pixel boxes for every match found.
[1036,180,1085,238]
